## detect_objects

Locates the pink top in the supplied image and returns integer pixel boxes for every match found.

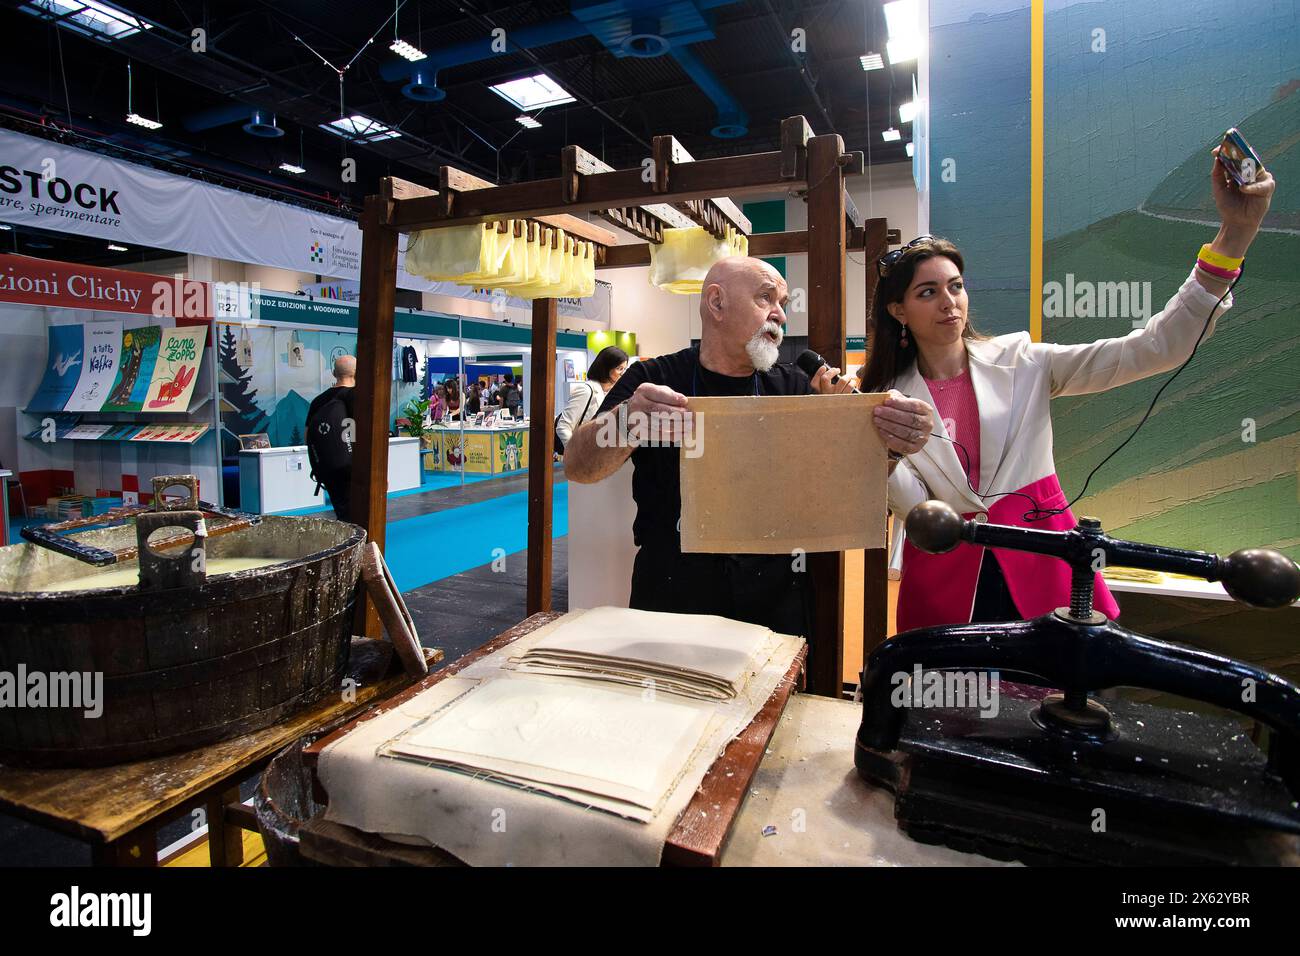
[923,368,980,490]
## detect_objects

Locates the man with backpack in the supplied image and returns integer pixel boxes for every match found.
[498,372,524,419]
[306,355,357,521]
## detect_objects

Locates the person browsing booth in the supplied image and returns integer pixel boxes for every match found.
[564,256,935,647]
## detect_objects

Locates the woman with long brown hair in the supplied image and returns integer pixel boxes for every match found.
[852,151,1274,631]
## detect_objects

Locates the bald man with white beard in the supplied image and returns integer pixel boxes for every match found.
[565,256,933,644]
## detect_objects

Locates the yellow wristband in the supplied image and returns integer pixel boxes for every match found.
[1199,244,1244,270]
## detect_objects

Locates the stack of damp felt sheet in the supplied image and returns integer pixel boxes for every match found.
[319,608,805,864]
[380,676,715,822]
[506,605,771,700]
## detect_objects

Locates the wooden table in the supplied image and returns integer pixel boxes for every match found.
[302,612,807,866]
[0,638,440,866]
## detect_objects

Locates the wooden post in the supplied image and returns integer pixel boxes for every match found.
[350,193,399,638]
[526,297,558,614]
[861,217,891,662]
[805,133,848,698]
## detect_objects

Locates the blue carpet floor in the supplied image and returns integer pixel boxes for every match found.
[271,469,517,517]
[384,482,569,593]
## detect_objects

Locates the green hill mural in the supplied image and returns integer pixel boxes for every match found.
[1047,87,1300,561]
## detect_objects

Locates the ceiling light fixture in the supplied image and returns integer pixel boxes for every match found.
[515,115,542,129]
[884,0,923,65]
[489,73,576,111]
[882,127,901,142]
[906,142,915,157]
[860,53,884,71]
[390,39,426,61]
[278,163,306,174]
[107,243,128,251]
[899,101,916,124]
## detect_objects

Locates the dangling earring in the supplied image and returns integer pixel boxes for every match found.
[899,322,909,348]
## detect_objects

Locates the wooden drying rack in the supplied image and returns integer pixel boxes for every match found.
[351,114,895,697]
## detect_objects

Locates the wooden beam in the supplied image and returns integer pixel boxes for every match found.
[805,133,848,699]
[433,164,620,247]
[780,115,814,179]
[596,228,869,269]
[349,195,399,639]
[651,134,753,236]
[563,145,694,233]
[861,216,891,661]
[392,152,791,232]
[526,298,558,615]
[381,177,438,201]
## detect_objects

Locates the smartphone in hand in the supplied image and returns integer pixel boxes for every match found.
[1218,128,1264,186]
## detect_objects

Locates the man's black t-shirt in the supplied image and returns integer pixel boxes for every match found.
[596,346,811,549]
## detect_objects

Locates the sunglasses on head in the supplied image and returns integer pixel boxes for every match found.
[877,235,937,278]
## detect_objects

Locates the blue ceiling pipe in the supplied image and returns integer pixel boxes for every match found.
[383,1,749,139]
[378,18,592,85]
[667,44,748,138]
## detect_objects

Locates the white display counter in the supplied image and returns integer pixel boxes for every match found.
[238,436,421,514]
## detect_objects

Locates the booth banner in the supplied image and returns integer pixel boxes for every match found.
[0,252,211,318]
[65,320,123,412]
[0,129,439,292]
[29,324,85,411]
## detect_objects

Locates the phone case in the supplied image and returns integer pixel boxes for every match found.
[1218,128,1263,186]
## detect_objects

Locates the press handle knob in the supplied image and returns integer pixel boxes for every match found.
[1220,548,1300,609]
[904,500,966,555]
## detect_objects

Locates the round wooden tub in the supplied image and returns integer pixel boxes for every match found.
[0,517,365,767]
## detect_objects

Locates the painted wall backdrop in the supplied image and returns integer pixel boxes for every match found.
[929,0,1299,561]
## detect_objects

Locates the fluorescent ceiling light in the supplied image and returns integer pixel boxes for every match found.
[515,115,542,129]
[0,224,12,231]
[390,39,426,62]
[884,0,922,65]
[107,243,128,251]
[883,0,919,38]
[882,128,901,142]
[906,142,915,158]
[20,0,151,41]
[278,163,306,174]
[489,73,575,111]
[899,101,916,124]
[887,36,920,65]
[125,112,163,130]
[319,115,402,142]
[859,53,884,71]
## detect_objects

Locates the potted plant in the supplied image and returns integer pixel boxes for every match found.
[401,397,431,440]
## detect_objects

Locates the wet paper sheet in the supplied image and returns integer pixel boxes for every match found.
[680,393,889,554]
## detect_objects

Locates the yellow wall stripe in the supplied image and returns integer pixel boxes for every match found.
[1029,0,1045,341]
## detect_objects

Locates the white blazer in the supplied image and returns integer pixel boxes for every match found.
[885,268,1234,568]
[556,380,605,444]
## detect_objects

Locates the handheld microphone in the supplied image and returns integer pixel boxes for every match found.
[796,349,860,392]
